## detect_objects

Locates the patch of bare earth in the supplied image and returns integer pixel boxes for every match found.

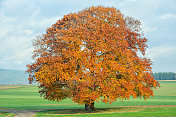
[169,93,176,96]
[0,109,45,117]
[42,103,77,105]
[80,105,176,114]
[97,105,176,114]
[0,86,20,90]
[119,105,176,108]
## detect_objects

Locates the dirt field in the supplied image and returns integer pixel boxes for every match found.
[0,86,20,90]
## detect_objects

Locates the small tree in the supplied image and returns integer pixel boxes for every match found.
[27,6,159,111]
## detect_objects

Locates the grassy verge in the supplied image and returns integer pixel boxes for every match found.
[0,111,15,117]
[34,107,176,117]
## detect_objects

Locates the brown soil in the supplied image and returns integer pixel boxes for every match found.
[0,86,20,90]
[0,109,43,117]
[119,105,176,108]
[42,103,77,105]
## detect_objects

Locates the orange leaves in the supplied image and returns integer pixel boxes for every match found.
[26,6,159,106]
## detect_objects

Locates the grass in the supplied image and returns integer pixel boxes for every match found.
[0,85,82,110]
[0,111,15,117]
[34,107,176,117]
[0,81,176,116]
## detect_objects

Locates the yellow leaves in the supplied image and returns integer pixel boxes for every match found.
[26,6,159,106]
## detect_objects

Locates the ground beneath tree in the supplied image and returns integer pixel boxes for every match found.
[0,109,45,117]
[1,105,176,116]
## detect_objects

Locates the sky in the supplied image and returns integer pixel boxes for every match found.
[0,0,176,72]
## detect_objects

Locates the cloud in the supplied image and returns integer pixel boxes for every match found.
[0,0,62,70]
[29,16,60,29]
[146,45,176,72]
[1,0,26,10]
[24,30,33,35]
[12,47,34,64]
[119,0,160,19]
[146,45,176,59]
[0,14,15,40]
[159,13,176,20]
[141,22,158,33]
[119,0,138,6]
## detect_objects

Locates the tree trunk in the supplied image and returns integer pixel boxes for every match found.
[89,102,96,111]
[85,102,96,111]
[85,104,89,111]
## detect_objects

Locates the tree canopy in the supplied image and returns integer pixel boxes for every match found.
[27,6,159,111]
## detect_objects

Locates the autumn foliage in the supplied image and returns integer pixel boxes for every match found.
[27,6,159,110]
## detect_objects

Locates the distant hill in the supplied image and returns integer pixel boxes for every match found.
[153,72,176,80]
[0,69,29,84]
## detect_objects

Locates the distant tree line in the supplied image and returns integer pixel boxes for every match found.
[152,72,176,80]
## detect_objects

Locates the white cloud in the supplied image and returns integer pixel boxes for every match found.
[143,26,157,33]
[12,47,34,64]
[159,13,176,19]
[0,0,61,70]
[146,45,176,60]
[13,61,23,64]
[141,22,158,33]
[31,8,41,18]
[146,45,176,72]
[0,14,15,40]
[1,0,27,10]
[24,30,33,35]
[119,0,137,6]
[119,0,160,19]
[29,16,59,29]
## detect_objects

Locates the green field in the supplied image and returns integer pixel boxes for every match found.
[0,111,15,117]
[35,107,176,117]
[0,81,176,116]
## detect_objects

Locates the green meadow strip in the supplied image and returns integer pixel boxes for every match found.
[0,81,175,116]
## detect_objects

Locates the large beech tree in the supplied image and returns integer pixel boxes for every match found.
[27,6,159,111]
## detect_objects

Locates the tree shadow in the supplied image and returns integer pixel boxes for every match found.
[42,107,125,114]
